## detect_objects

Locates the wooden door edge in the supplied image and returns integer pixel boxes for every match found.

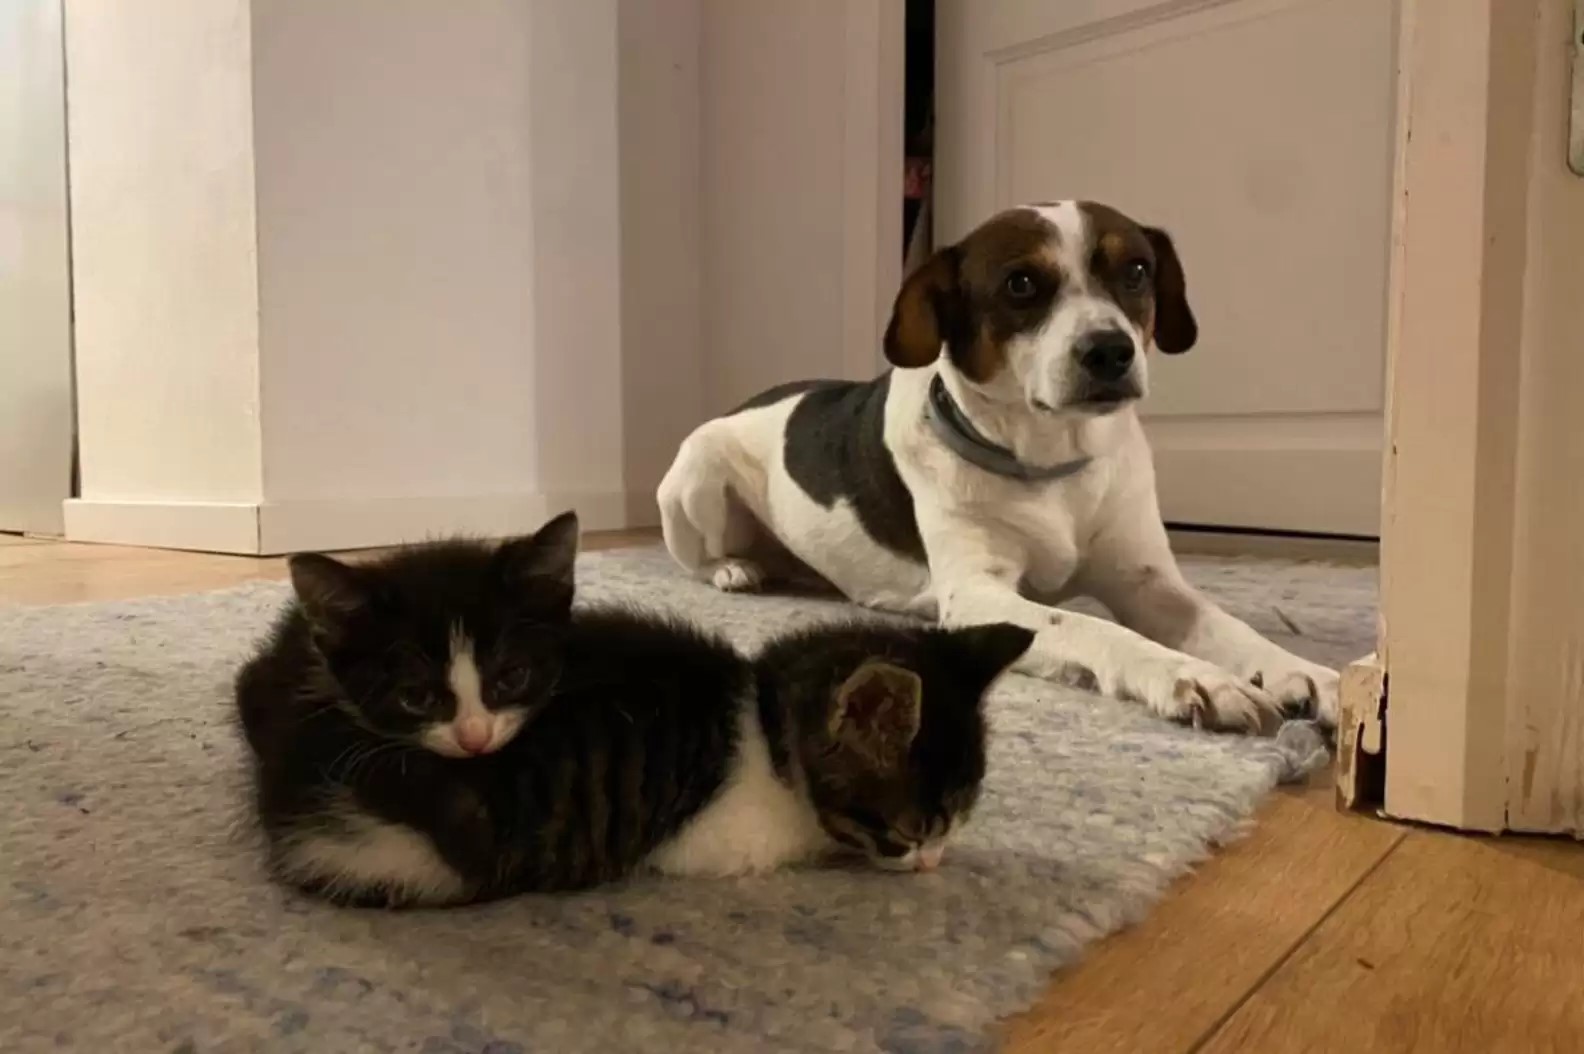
[1337,653,1387,814]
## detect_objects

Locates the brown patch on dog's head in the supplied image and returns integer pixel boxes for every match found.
[1078,201,1197,355]
[883,208,1065,382]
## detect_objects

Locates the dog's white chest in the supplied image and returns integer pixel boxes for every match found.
[1020,509,1084,595]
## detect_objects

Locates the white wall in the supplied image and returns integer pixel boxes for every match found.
[698,1,901,411]
[61,0,892,551]
[0,0,75,535]
[1378,0,1584,835]
[525,0,627,510]
[618,0,704,520]
[700,3,846,410]
[250,1,540,504]
[64,0,264,529]
[63,0,702,552]
[248,1,549,549]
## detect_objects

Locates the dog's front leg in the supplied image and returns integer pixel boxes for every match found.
[1082,519,1343,726]
[926,533,1280,732]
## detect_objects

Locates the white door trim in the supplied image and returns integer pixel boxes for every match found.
[1371,0,1584,836]
[0,0,75,536]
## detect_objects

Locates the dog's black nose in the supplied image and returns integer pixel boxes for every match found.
[1076,331,1136,383]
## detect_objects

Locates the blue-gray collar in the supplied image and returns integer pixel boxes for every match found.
[924,375,1092,483]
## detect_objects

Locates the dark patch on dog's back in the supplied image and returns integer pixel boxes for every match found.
[729,379,829,415]
[780,374,925,563]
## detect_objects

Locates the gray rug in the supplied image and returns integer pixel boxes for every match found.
[0,548,1376,1054]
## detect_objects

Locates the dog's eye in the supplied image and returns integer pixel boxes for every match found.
[1122,260,1150,292]
[1004,270,1037,301]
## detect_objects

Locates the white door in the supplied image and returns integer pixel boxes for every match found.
[935,0,1396,537]
[0,0,75,535]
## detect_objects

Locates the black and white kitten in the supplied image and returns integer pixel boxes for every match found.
[234,512,1033,905]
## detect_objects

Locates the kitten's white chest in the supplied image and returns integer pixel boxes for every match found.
[647,700,832,878]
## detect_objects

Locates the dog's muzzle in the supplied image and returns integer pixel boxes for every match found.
[1067,328,1142,410]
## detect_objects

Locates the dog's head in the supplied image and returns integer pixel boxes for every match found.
[884,201,1195,416]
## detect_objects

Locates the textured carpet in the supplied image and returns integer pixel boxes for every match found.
[0,548,1376,1054]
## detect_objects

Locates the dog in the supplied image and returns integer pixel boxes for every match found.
[657,200,1340,732]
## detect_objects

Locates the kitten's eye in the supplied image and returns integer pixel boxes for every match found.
[493,667,532,698]
[876,834,915,858]
[1004,269,1038,301]
[847,807,888,833]
[826,825,869,852]
[845,810,914,856]
[946,789,979,819]
[1122,260,1150,293]
[396,693,432,716]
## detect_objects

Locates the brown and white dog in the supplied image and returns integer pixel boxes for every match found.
[657,201,1339,731]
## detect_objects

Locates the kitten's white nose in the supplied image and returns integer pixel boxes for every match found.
[455,719,492,755]
[447,630,495,755]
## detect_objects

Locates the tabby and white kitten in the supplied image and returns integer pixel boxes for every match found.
[234,512,1032,906]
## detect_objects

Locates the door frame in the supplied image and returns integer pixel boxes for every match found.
[0,0,75,536]
[1342,0,1584,837]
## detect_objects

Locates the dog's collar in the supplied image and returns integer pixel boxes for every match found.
[924,374,1092,483]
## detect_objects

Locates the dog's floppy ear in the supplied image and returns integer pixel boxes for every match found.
[1143,226,1197,354]
[884,247,961,368]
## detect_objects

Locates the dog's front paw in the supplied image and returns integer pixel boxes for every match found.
[1242,658,1340,728]
[707,558,765,593]
[1114,653,1283,735]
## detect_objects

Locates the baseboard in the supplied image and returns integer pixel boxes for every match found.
[63,491,658,555]
[1166,527,1380,566]
[63,499,264,554]
[261,490,656,554]
[1151,446,1383,538]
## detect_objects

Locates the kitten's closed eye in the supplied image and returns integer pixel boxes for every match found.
[892,815,942,845]
[830,809,912,857]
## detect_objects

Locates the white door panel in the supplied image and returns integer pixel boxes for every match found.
[937,0,1395,535]
[0,0,75,535]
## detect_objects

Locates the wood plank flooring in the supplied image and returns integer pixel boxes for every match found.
[1003,781,1404,1053]
[4,531,1580,1053]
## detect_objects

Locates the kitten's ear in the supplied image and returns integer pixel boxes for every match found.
[495,510,580,606]
[945,623,1035,690]
[288,553,370,631]
[830,660,924,769]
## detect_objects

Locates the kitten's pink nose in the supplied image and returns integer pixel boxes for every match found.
[915,844,946,872]
[455,719,493,755]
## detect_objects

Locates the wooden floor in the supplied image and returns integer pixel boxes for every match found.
[3,531,1581,1052]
